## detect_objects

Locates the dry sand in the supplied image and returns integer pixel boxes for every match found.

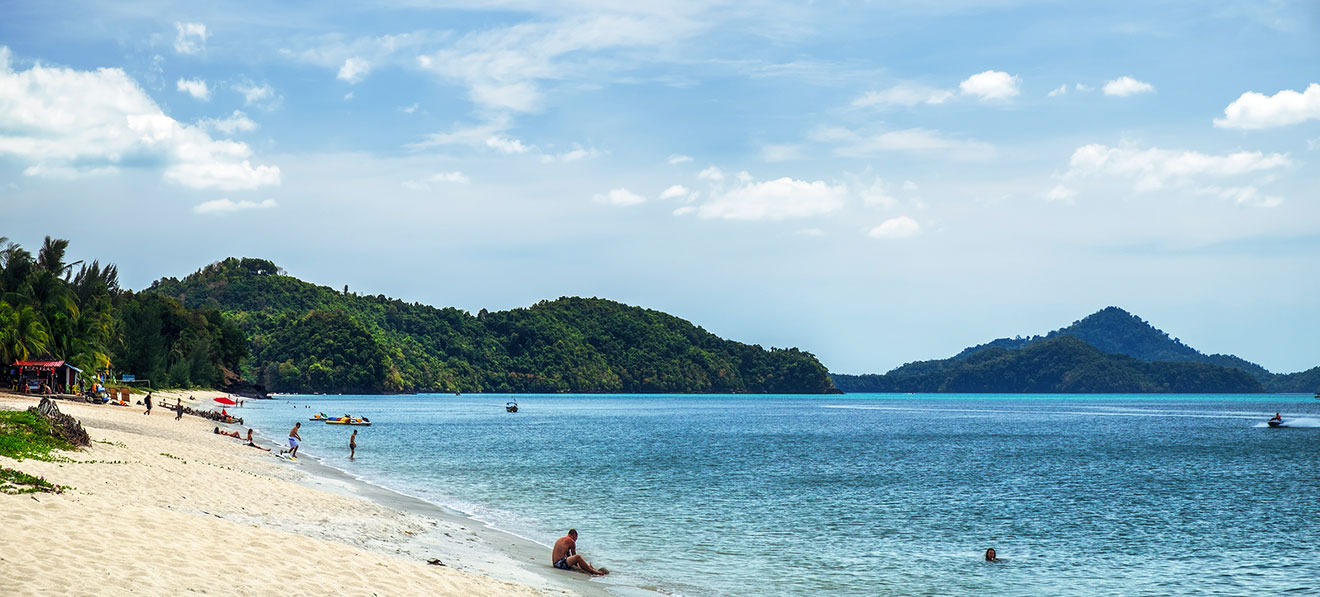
[0,392,609,597]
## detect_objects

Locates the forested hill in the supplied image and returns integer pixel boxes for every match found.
[147,257,837,395]
[834,306,1317,393]
[833,336,1264,394]
[952,307,1272,378]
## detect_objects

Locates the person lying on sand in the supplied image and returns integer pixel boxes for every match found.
[244,429,270,451]
[213,427,241,439]
[551,529,608,576]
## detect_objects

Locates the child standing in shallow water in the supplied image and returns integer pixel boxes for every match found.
[349,429,357,460]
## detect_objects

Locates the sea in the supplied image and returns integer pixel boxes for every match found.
[235,393,1320,596]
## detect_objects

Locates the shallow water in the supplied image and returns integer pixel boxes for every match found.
[237,394,1320,596]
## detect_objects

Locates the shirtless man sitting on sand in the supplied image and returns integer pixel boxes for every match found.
[551,529,607,576]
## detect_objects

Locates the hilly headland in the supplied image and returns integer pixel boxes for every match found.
[832,307,1320,394]
[147,257,836,395]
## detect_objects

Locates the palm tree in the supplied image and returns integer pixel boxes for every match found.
[0,301,51,363]
[37,236,81,278]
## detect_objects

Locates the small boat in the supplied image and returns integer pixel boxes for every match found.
[310,413,330,421]
[326,416,372,426]
[506,400,518,413]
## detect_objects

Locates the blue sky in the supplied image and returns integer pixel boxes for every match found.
[3,1,1319,374]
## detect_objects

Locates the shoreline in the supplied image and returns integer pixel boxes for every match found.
[235,399,657,597]
[0,391,621,597]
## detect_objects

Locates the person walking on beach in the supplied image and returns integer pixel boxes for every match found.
[349,429,357,460]
[142,391,153,415]
[285,422,302,459]
[551,529,608,576]
[175,398,183,421]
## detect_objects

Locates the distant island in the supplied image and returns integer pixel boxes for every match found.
[832,307,1320,394]
[148,257,838,395]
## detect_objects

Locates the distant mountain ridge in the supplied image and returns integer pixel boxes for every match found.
[147,257,837,395]
[834,307,1318,393]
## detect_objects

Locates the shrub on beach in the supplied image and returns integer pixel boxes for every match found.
[0,408,77,460]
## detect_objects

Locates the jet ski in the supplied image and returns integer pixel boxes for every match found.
[1267,418,1284,428]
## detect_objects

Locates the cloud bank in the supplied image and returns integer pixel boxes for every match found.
[0,47,279,190]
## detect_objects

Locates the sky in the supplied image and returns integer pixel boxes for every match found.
[2,0,1319,374]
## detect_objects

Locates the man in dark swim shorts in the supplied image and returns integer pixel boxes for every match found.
[551,529,607,576]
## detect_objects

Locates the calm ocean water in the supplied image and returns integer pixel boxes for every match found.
[237,394,1320,596]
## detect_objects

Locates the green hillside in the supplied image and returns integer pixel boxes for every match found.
[833,336,1264,393]
[147,258,836,395]
[953,307,1271,376]
[835,306,1317,393]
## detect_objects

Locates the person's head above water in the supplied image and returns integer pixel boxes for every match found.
[985,548,997,561]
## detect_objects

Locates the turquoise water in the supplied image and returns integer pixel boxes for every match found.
[237,394,1320,595]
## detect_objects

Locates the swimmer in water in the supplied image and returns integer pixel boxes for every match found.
[985,548,999,562]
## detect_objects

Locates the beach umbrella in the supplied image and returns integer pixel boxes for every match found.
[213,397,237,405]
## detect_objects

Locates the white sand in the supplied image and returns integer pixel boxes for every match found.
[0,393,608,597]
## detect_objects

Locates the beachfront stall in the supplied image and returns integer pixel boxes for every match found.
[9,360,82,395]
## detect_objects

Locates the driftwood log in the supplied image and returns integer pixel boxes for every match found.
[31,397,91,447]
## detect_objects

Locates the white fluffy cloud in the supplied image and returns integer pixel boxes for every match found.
[193,198,277,214]
[1067,144,1289,191]
[337,57,370,84]
[197,110,257,135]
[1048,84,1068,97]
[868,216,920,239]
[959,70,1020,100]
[486,136,532,154]
[1103,76,1154,97]
[174,22,208,55]
[593,188,645,206]
[176,78,210,100]
[666,153,692,165]
[697,166,724,181]
[659,184,693,200]
[812,126,994,160]
[694,177,847,221]
[1214,83,1320,129]
[0,48,279,190]
[852,84,954,108]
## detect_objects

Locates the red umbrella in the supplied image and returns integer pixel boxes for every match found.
[213,397,237,406]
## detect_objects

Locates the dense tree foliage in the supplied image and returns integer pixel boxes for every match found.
[1270,367,1320,393]
[0,236,246,389]
[833,337,1264,393]
[148,258,837,394]
[837,306,1317,393]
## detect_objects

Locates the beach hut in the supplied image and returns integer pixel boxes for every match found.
[11,360,82,395]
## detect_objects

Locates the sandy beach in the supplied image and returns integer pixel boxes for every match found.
[0,391,610,597]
